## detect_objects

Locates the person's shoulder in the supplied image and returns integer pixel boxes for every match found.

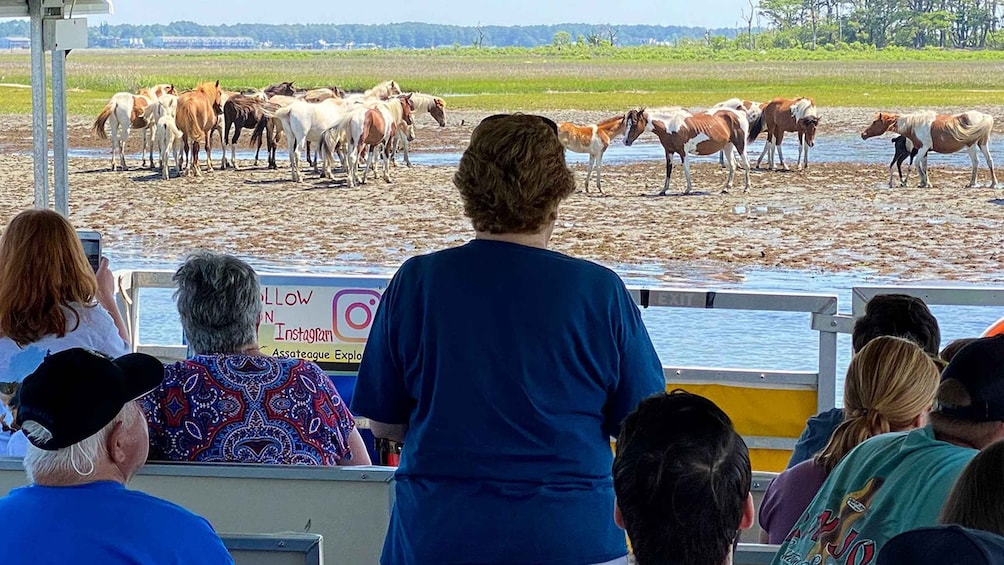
[122,488,218,529]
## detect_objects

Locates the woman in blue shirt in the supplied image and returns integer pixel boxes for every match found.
[352,114,666,565]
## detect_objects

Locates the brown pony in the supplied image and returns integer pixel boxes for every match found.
[176,81,223,176]
[861,110,997,188]
[624,107,751,195]
[751,97,819,171]
[557,114,627,193]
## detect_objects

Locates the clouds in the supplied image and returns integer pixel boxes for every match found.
[103,0,747,29]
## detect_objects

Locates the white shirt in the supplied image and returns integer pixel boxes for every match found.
[0,302,129,455]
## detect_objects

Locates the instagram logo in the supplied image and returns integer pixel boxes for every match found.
[332,289,382,342]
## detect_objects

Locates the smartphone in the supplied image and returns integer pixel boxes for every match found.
[77,230,101,273]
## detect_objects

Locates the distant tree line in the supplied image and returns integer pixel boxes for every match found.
[0,20,738,49]
[755,0,1003,48]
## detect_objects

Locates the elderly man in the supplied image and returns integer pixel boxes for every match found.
[0,348,233,564]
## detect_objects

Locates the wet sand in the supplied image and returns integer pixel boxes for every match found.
[0,109,1002,283]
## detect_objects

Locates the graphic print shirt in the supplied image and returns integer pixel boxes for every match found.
[771,426,977,565]
[142,354,356,465]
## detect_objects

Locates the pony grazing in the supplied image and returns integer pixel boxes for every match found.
[752,97,819,171]
[175,80,223,177]
[92,92,151,171]
[407,93,447,126]
[623,107,751,195]
[557,114,627,194]
[861,110,997,188]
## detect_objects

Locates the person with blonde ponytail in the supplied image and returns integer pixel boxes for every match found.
[759,336,940,544]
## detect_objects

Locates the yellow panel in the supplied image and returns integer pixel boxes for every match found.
[750,449,791,473]
[666,383,816,439]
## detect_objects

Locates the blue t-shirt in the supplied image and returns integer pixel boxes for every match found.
[352,239,666,565]
[0,481,234,565]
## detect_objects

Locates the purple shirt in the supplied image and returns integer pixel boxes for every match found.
[759,459,829,544]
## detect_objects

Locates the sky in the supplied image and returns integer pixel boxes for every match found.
[101,0,752,30]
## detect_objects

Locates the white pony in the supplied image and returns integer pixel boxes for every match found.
[407,92,446,126]
[156,114,184,180]
[92,92,146,171]
[271,98,349,182]
[325,96,412,187]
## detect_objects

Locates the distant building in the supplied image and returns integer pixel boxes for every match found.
[151,36,257,49]
[0,37,31,49]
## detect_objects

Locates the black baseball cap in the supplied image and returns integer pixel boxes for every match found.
[15,348,164,451]
[936,335,1004,422]
[878,526,1004,565]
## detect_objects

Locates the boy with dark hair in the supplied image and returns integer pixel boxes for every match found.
[787,293,941,467]
[612,391,754,565]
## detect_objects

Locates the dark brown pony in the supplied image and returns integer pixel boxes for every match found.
[263,81,295,98]
[176,80,223,176]
[222,94,269,170]
[624,107,751,195]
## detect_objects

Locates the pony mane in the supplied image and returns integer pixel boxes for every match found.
[597,114,625,127]
[647,107,690,133]
[712,98,744,110]
[791,98,818,120]
[407,92,443,112]
[897,110,937,134]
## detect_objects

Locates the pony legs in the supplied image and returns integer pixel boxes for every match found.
[658,152,674,196]
[916,148,932,188]
[797,132,809,170]
[979,142,998,188]
[594,151,605,194]
[722,145,736,192]
[966,146,980,188]
[682,154,695,194]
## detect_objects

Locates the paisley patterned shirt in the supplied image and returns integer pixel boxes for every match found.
[141,354,355,465]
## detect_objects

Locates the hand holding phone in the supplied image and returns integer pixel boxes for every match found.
[77,230,101,273]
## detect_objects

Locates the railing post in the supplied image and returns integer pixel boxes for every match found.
[28,0,48,209]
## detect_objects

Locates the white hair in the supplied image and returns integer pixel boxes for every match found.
[22,404,138,483]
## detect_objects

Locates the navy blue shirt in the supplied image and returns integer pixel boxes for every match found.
[352,239,665,565]
[0,481,233,564]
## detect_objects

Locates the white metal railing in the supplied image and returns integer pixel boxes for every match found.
[117,270,843,455]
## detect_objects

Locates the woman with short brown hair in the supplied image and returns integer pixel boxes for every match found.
[353,114,665,564]
[0,209,129,455]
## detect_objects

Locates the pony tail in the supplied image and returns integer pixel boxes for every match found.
[814,414,875,474]
[864,409,892,436]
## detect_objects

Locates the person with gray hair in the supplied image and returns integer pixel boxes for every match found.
[140,251,369,466]
[0,348,233,564]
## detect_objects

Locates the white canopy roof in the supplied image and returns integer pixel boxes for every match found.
[0,0,112,18]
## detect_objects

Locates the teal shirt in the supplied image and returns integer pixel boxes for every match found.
[772,426,977,565]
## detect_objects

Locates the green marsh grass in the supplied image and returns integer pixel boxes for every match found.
[3,48,1004,115]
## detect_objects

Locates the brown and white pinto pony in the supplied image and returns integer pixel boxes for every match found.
[711,98,764,166]
[93,93,150,171]
[175,81,224,177]
[861,110,997,188]
[751,97,819,171]
[623,107,751,195]
[557,114,627,193]
[407,92,447,127]
[322,94,414,187]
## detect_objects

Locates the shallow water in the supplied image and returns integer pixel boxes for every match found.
[61,132,1004,172]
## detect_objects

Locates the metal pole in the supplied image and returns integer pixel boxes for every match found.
[52,49,69,216]
[29,0,49,209]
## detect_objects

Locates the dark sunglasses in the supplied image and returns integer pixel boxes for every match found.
[480,113,559,135]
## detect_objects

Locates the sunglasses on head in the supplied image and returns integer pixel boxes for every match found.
[481,113,559,135]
